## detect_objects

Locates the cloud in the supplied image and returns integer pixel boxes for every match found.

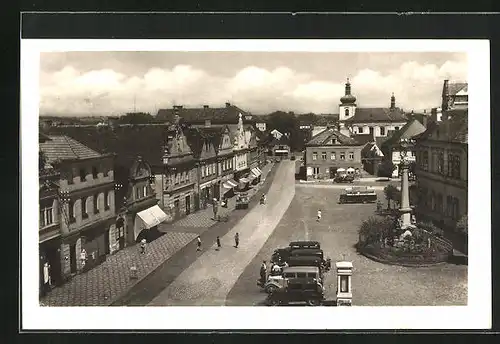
[39,58,467,116]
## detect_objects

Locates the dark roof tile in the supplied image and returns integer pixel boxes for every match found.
[39,135,102,163]
[345,107,407,123]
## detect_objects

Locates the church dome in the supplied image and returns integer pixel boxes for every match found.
[340,78,356,104]
[341,94,357,104]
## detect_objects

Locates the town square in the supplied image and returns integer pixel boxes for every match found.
[31,46,477,315]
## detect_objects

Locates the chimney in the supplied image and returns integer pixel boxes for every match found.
[442,80,449,110]
[203,105,209,109]
[225,102,231,108]
[422,115,428,128]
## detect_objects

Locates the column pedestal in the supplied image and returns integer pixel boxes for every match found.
[399,161,412,229]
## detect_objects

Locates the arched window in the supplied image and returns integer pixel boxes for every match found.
[345,108,349,117]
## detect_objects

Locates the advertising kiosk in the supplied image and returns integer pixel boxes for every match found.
[336,261,353,306]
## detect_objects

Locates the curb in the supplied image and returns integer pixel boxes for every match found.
[358,249,450,268]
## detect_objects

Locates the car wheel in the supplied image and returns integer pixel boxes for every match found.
[307,299,320,306]
[266,285,277,294]
[268,299,280,306]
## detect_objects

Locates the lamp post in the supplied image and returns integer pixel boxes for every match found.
[397,138,415,229]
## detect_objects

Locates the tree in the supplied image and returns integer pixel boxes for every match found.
[358,216,394,247]
[383,184,399,210]
[118,112,154,124]
[378,158,396,177]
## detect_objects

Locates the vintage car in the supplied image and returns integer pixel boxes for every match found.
[290,248,324,260]
[259,266,322,294]
[334,174,354,183]
[266,277,325,306]
[235,192,250,209]
[288,255,324,269]
[339,186,377,204]
[289,241,321,250]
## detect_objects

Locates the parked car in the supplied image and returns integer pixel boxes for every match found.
[334,174,354,183]
[289,240,321,249]
[235,192,249,209]
[339,186,377,204]
[290,248,324,260]
[266,277,325,306]
[259,266,322,294]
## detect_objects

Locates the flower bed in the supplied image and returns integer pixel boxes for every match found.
[357,216,453,267]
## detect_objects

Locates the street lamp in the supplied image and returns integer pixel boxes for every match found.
[397,138,415,229]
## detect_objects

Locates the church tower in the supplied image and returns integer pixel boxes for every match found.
[390,92,396,110]
[339,78,357,136]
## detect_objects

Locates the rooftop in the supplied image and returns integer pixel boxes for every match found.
[344,107,407,124]
[306,127,361,146]
[156,104,253,124]
[39,135,103,163]
[446,82,468,96]
[382,118,427,148]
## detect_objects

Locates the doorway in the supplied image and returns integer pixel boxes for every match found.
[185,195,191,215]
[69,243,77,274]
[174,199,180,219]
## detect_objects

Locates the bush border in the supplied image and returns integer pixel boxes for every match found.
[358,245,450,267]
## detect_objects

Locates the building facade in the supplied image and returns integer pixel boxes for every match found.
[338,79,408,138]
[157,122,198,221]
[304,127,364,180]
[39,135,117,281]
[381,119,427,177]
[413,110,468,231]
[216,126,238,199]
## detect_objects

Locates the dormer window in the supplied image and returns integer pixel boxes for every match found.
[331,138,337,144]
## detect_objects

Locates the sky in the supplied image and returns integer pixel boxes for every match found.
[39,51,467,116]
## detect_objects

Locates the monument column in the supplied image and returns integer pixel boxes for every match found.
[398,139,414,229]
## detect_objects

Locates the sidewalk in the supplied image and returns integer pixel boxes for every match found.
[39,231,197,306]
[40,162,275,307]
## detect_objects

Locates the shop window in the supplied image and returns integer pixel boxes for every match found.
[104,191,110,211]
[39,203,54,227]
[68,200,76,222]
[93,194,99,214]
[79,168,86,182]
[82,197,88,219]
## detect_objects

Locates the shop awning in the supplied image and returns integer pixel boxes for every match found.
[136,205,168,230]
[239,177,250,184]
[227,179,238,187]
[222,182,233,189]
[251,168,261,177]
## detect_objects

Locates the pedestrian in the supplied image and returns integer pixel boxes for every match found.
[271,262,282,276]
[260,260,267,284]
[140,239,146,254]
[216,236,221,250]
[317,209,322,222]
[80,248,87,269]
[234,232,239,248]
[196,236,202,251]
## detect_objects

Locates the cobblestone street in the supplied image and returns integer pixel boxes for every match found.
[39,231,197,306]
[227,184,467,306]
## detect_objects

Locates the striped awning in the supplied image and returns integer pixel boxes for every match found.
[251,167,261,177]
[239,177,250,184]
[222,182,233,189]
[227,179,238,187]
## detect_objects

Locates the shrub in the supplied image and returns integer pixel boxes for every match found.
[358,216,394,247]
[417,221,443,237]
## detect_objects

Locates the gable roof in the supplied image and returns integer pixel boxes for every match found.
[345,107,407,123]
[184,127,220,159]
[415,110,467,144]
[447,82,468,96]
[156,104,252,124]
[306,127,360,146]
[382,118,427,148]
[39,135,103,163]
